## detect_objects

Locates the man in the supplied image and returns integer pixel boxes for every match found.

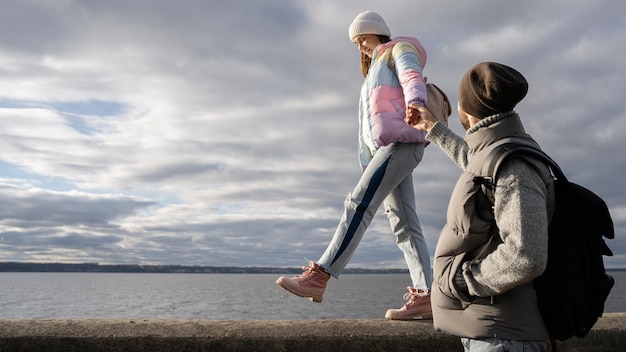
[407,62,555,352]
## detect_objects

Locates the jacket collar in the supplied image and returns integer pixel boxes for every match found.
[465,111,528,154]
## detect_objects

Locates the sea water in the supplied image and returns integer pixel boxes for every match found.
[1,271,624,320]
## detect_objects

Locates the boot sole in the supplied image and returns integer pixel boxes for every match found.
[276,280,323,303]
[385,312,433,320]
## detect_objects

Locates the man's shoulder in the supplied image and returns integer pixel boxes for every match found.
[494,156,548,197]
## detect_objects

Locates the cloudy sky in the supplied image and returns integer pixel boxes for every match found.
[1,0,624,270]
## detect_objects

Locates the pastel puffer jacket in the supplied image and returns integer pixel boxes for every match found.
[358,36,428,169]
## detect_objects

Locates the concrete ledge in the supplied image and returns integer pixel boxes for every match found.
[1,313,624,351]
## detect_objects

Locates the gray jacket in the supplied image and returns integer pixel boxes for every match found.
[427,112,555,340]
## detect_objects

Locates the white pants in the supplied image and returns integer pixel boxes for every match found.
[317,142,432,289]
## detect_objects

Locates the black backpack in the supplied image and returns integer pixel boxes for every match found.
[477,142,615,344]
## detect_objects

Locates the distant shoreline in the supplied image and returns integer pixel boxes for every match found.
[0,262,411,274]
[0,262,624,274]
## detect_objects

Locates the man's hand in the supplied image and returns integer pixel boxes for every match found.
[405,104,441,132]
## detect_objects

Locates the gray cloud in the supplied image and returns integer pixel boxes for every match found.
[0,0,624,270]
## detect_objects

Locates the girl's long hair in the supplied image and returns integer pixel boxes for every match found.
[359,35,392,77]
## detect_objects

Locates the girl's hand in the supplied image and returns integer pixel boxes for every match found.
[405,104,439,132]
[405,105,421,126]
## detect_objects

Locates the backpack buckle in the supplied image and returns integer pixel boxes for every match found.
[473,176,493,188]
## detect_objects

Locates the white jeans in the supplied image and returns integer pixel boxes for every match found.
[317,142,432,289]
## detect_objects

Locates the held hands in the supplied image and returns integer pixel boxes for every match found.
[405,104,442,132]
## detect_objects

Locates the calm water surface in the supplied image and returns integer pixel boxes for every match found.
[1,272,624,320]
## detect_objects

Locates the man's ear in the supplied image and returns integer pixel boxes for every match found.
[468,115,482,126]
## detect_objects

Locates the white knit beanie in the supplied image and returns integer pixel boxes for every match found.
[348,11,391,41]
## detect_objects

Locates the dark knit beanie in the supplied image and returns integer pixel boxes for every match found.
[458,62,528,118]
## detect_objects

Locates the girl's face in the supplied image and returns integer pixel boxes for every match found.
[353,34,381,58]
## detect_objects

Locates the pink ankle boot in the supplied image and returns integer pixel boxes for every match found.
[276,261,330,303]
[385,287,433,320]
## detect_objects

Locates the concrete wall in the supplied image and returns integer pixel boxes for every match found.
[1,313,624,351]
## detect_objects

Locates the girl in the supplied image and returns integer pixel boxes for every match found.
[277,11,433,320]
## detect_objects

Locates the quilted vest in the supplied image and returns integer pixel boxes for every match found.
[431,112,554,340]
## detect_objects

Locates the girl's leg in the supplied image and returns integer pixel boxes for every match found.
[383,172,432,289]
[318,143,423,278]
[380,143,433,320]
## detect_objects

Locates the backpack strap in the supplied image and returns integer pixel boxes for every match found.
[475,142,565,204]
